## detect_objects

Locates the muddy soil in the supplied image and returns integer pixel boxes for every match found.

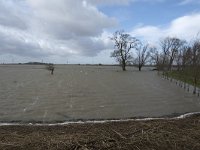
[0,115,200,150]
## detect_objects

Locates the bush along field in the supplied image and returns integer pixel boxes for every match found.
[162,69,200,96]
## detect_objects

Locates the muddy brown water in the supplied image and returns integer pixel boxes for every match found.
[0,65,199,123]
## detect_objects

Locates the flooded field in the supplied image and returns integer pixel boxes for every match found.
[0,65,199,123]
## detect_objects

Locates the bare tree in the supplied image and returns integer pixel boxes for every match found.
[110,30,140,71]
[149,47,164,70]
[190,39,200,94]
[160,37,186,71]
[155,34,200,94]
[149,47,158,65]
[134,43,151,71]
[160,38,170,71]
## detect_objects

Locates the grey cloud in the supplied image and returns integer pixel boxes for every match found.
[0,0,116,60]
[0,0,28,29]
[66,37,111,56]
[0,26,48,57]
[28,0,117,39]
[0,36,45,58]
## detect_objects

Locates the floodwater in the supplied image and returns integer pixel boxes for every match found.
[0,65,199,123]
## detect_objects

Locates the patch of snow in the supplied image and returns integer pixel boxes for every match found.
[0,112,200,126]
[175,112,200,119]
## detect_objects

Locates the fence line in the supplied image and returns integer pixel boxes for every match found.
[158,71,200,97]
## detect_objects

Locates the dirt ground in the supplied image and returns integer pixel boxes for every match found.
[0,115,200,150]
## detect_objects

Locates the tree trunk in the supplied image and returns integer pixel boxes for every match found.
[51,69,54,75]
[193,86,196,94]
[193,77,197,94]
[139,65,142,71]
[122,64,126,71]
[168,58,174,71]
[122,59,126,71]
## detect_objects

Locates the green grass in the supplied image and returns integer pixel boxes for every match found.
[165,70,200,88]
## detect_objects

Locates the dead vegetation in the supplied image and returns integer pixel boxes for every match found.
[46,63,55,75]
[0,115,200,150]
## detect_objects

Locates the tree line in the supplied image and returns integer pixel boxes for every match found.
[110,30,200,91]
[157,36,200,93]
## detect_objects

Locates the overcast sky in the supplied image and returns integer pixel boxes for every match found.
[0,0,200,64]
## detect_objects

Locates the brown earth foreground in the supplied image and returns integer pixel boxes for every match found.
[0,115,200,150]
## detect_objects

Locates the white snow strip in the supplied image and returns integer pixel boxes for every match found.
[0,112,200,126]
[175,112,200,119]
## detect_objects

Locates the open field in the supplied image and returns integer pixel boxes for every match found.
[0,65,200,123]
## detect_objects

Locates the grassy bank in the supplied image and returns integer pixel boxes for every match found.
[0,115,200,150]
[165,70,200,88]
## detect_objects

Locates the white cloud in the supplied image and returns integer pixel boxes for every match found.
[85,0,131,5]
[131,13,200,44]
[179,0,200,5]
[80,0,165,6]
[131,26,163,42]
[167,14,200,37]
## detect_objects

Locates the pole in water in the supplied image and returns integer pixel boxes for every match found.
[193,86,196,95]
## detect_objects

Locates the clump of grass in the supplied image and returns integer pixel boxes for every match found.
[166,70,200,88]
[46,64,55,75]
